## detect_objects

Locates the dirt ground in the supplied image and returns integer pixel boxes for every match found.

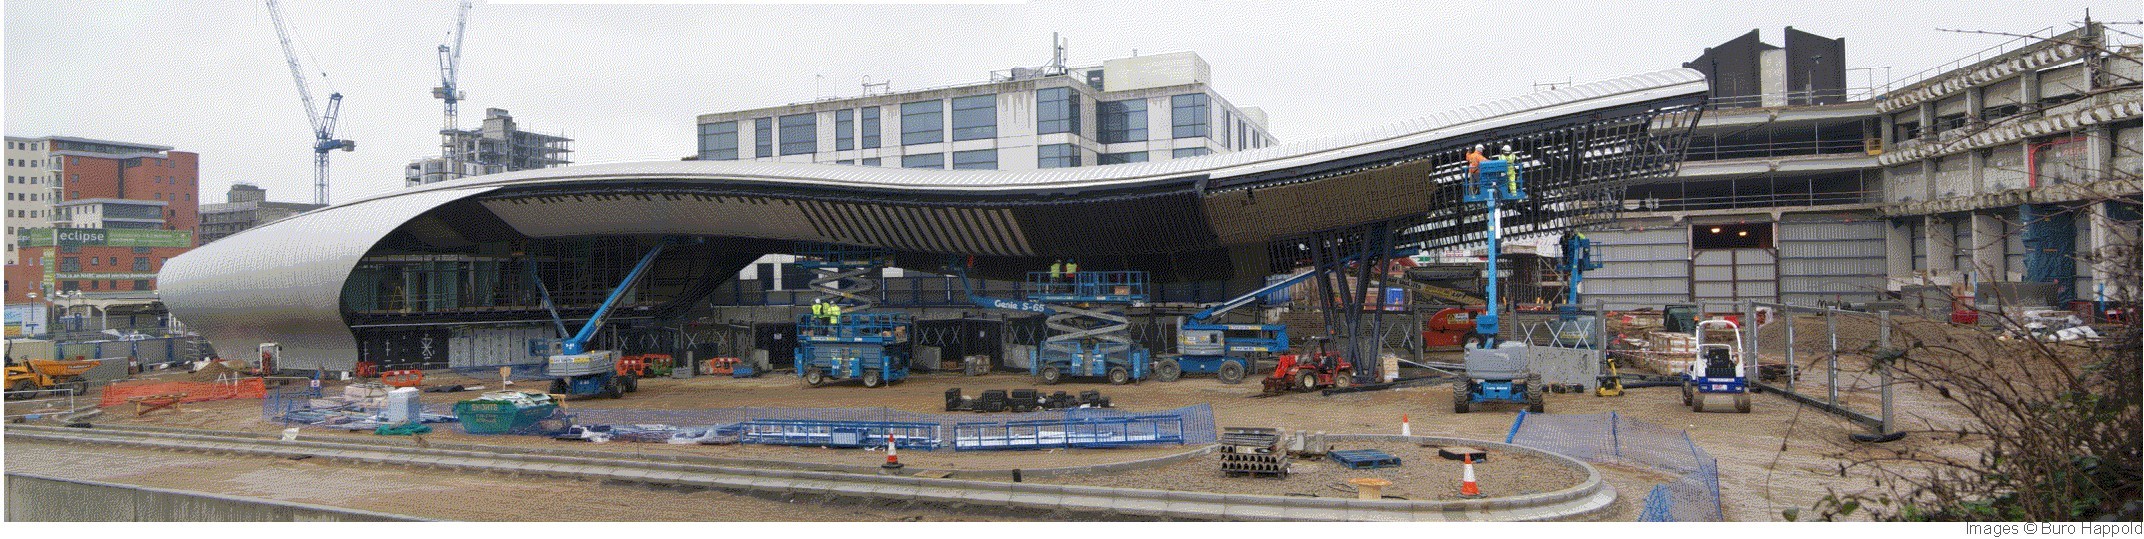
[18,341,1999,521]
[2,439,1011,521]
[1036,440,1585,501]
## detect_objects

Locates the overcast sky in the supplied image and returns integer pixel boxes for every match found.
[5,0,2136,206]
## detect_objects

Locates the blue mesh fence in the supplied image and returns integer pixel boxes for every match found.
[1505,411,1723,521]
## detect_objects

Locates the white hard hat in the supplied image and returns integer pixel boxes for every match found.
[1500,144,1512,153]
[1473,144,1484,152]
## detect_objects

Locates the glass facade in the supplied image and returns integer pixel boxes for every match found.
[1098,99,1147,143]
[860,107,881,149]
[950,95,997,141]
[835,109,855,151]
[1172,147,1211,158]
[1037,87,1079,135]
[1038,143,1080,168]
[754,117,773,158]
[952,149,997,170]
[1099,151,1148,165]
[901,153,944,169]
[698,121,738,160]
[778,113,817,156]
[900,100,943,145]
[1171,93,1210,139]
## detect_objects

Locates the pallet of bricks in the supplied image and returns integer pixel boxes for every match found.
[1218,427,1289,478]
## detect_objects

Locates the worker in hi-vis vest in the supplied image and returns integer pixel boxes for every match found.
[1496,144,1521,196]
[1466,144,1488,175]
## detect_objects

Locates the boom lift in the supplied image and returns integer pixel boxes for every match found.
[1157,268,1320,384]
[1454,155,1546,413]
[533,239,677,399]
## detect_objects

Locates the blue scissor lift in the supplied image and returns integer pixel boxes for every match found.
[1027,271,1151,385]
[796,312,913,388]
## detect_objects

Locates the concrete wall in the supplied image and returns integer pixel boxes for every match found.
[5,473,424,522]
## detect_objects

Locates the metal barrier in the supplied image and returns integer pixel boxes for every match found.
[1506,411,1723,521]
[952,413,1187,451]
[2,387,86,421]
[736,419,941,450]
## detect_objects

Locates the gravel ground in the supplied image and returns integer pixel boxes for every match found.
[3,439,1014,521]
[1036,440,1584,501]
[47,347,2002,521]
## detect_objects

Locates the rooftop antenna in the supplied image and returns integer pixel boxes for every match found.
[861,75,889,97]
[1044,32,1068,75]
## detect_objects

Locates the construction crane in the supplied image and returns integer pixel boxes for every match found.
[264,0,354,206]
[433,0,472,183]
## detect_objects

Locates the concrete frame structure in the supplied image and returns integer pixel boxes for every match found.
[158,69,1708,370]
[405,108,573,187]
[1578,25,2141,311]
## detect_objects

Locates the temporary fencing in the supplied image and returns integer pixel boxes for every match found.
[100,378,267,407]
[1505,411,1723,521]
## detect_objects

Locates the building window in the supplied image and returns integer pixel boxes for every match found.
[901,153,944,169]
[754,117,774,158]
[1038,143,1080,169]
[860,107,881,149]
[1238,120,1248,150]
[132,246,150,254]
[1099,99,1148,143]
[134,280,150,290]
[951,149,997,170]
[698,121,739,160]
[60,257,80,272]
[950,95,997,141]
[778,113,817,156]
[59,244,79,253]
[900,100,944,145]
[1171,93,1210,139]
[1037,87,1080,136]
[1172,147,1211,158]
[109,256,118,266]
[1099,151,1148,165]
[133,257,151,271]
[90,280,99,290]
[861,157,881,166]
[834,159,854,165]
[59,281,77,292]
[835,109,855,151]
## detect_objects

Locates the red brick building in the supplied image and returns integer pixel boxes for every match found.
[3,137,198,304]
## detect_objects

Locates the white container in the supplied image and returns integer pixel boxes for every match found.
[384,387,421,424]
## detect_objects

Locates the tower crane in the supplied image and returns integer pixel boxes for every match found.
[433,0,472,183]
[265,0,354,206]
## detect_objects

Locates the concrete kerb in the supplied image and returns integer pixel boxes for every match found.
[8,426,1613,521]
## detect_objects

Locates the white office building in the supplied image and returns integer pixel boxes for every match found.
[695,51,1277,170]
[4,137,57,265]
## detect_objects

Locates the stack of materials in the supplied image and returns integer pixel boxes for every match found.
[1218,426,1290,478]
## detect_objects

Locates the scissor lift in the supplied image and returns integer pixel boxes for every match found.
[1026,271,1151,385]
[794,242,891,311]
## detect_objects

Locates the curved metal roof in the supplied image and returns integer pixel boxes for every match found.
[158,68,1708,370]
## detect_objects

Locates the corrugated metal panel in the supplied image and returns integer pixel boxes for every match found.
[449,325,551,368]
[1779,218,1886,305]
[1692,247,1777,304]
[1583,226,1689,309]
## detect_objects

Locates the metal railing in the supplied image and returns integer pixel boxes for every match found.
[1704,88,1881,110]
[1683,138,1877,161]
[1623,190,1880,213]
[3,387,88,422]
[1882,26,2063,95]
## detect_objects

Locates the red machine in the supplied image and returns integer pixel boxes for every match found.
[1261,338,1354,394]
[1422,307,1487,349]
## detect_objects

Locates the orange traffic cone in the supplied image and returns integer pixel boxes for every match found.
[882,432,904,470]
[1459,454,1482,498]
[1401,414,1412,437]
